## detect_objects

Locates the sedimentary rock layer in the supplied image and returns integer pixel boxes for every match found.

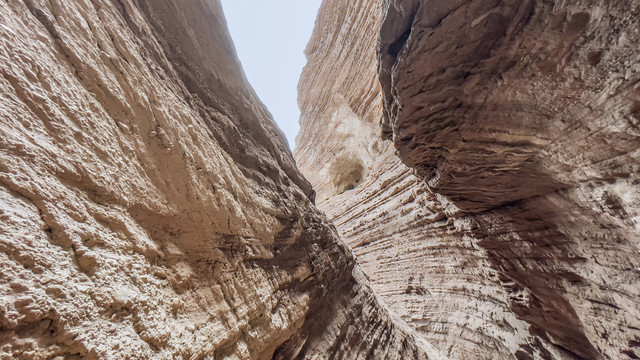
[297,0,640,359]
[379,0,640,358]
[0,0,441,359]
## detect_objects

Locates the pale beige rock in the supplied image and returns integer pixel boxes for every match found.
[297,0,640,359]
[0,0,444,359]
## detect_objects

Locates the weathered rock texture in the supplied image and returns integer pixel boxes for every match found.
[0,0,445,359]
[296,0,640,359]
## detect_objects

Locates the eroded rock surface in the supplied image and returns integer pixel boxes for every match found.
[297,0,640,359]
[0,0,443,359]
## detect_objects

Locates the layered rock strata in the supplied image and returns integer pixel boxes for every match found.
[0,0,442,359]
[297,0,640,359]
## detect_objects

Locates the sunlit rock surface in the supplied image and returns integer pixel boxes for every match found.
[0,0,444,359]
[297,0,640,359]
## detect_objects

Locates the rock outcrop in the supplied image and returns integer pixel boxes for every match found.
[0,0,443,359]
[297,0,640,359]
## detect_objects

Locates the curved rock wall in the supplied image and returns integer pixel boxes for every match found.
[297,0,640,359]
[0,0,442,359]
[296,1,536,358]
[379,0,640,358]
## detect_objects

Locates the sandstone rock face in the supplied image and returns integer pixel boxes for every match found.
[0,0,443,359]
[297,0,640,359]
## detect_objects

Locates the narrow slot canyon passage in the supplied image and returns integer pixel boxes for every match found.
[0,0,639,359]
[220,0,322,149]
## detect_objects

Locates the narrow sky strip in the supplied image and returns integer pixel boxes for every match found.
[220,0,322,150]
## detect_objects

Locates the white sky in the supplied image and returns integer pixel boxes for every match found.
[220,0,323,150]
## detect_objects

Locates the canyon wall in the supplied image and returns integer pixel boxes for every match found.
[0,0,443,359]
[296,0,640,359]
